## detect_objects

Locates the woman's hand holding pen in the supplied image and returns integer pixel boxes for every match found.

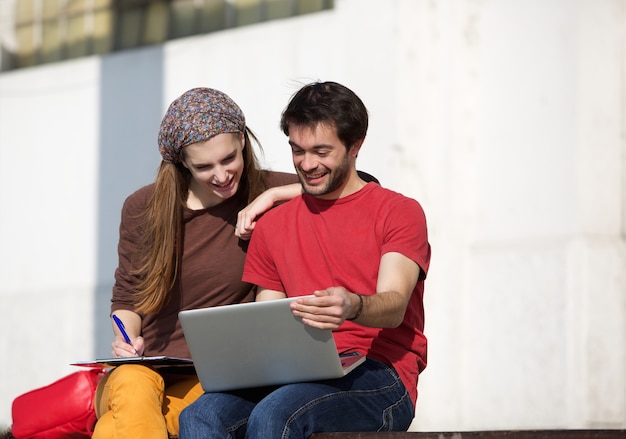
[111,311,144,357]
[112,335,144,357]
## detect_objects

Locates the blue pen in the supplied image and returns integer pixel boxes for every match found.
[112,314,132,344]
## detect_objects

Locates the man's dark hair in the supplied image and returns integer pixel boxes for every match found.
[280,81,368,150]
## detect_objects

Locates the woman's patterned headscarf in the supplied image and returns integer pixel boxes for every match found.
[158,87,246,163]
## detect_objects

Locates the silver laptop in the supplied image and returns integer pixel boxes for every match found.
[178,297,365,392]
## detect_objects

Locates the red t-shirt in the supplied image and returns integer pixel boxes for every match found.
[243,182,431,404]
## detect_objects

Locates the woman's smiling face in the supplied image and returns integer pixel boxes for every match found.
[182,132,245,208]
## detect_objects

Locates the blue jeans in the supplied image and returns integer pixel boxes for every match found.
[178,356,414,439]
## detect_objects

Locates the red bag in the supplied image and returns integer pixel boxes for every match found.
[11,369,106,439]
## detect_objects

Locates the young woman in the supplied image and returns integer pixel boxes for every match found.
[92,87,300,439]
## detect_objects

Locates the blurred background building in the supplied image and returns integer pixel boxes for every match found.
[0,0,624,433]
[0,0,335,70]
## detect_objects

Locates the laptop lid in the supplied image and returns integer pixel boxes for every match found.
[178,297,365,392]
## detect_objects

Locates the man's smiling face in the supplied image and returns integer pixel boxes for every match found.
[288,123,354,200]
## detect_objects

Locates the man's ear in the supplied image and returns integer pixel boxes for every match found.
[350,138,365,158]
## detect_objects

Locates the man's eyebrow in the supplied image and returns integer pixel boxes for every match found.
[289,141,333,150]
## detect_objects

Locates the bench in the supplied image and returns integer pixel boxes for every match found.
[310,430,625,439]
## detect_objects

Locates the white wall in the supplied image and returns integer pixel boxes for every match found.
[0,0,624,432]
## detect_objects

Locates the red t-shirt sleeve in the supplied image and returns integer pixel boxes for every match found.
[379,196,430,280]
[242,212,286,292]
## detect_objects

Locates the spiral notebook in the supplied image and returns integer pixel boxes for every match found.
[178,297,365,392]
[71,356,193,368]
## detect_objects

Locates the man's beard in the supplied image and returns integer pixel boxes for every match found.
[297,154,350,197]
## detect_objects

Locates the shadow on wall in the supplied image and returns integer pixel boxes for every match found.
[0,44,14,71]
[94,46,164,356]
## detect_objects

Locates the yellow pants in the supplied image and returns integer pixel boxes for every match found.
[92,364,203,439]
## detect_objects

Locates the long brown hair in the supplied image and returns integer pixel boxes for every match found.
[132,128,266,314]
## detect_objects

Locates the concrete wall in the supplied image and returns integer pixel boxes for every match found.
[0,0,624,432]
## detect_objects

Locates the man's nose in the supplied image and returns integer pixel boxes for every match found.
[300,153,318,171]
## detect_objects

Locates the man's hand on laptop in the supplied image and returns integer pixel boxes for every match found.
[289,288,356,329]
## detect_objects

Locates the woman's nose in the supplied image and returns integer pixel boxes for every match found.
[213,166,228,183]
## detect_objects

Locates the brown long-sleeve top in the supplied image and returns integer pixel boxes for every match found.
[111,171,298,359]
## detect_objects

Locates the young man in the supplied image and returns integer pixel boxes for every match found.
[179,81,431,438]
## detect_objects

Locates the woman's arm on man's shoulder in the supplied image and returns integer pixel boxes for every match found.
[235,183,302,239]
